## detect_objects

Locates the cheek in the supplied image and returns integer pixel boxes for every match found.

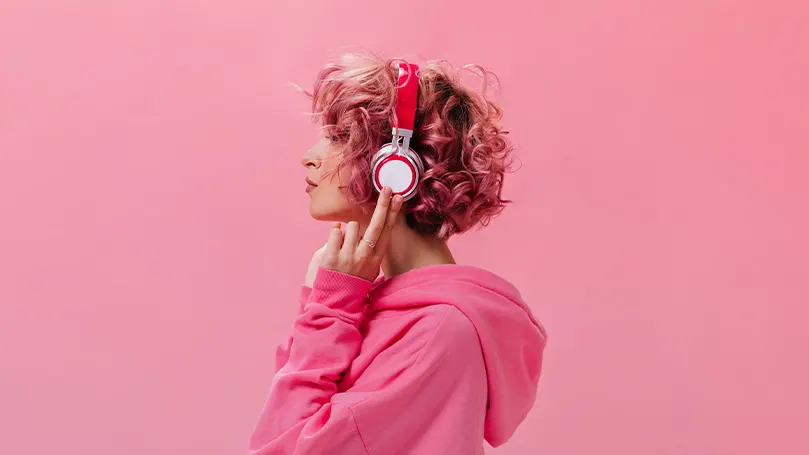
[336,166,354,188]
[309,182,355,221]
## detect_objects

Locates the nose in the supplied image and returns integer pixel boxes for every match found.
[301,149,320,169]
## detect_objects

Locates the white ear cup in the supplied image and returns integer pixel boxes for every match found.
[371,143,423,201]
[378,159,413,193]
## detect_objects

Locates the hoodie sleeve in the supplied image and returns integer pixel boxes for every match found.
[274,286,311,373]
[249,268,374,455]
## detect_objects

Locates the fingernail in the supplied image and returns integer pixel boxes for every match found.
[383,187,392,196]
[393,195,403,206]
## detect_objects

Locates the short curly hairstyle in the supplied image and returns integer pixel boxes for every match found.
[306,53,514,239]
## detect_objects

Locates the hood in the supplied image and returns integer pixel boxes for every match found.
[369,264,548,447]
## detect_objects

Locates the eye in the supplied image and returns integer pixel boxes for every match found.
[328,135,339,143]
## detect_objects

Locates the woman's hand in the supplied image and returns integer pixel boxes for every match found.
[304,243,328,287]
[305,187,402,286]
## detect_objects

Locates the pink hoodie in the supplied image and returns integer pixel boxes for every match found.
[249,264,547,454]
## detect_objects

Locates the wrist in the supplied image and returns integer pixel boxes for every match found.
[309,267,374,314]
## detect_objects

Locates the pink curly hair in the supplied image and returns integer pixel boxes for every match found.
[306,53,514,239]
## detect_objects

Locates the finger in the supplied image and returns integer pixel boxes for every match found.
[360,187,393,252]
[372,194,403,256]
[343,221,359,252]
[324,222,343,260]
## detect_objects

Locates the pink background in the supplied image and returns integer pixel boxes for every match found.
[1,1,807,454]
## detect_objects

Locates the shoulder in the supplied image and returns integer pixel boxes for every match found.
[411,305,482,367]
[362,303,483,369]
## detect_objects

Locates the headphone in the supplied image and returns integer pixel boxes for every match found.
[370,62,424,201]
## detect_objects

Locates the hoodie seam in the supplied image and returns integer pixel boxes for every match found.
[348,406,371,455]
[413,305,452,365]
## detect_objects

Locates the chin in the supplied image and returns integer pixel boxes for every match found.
[309,211,334,222]
[309,202,354,223]
[309,205,342,222]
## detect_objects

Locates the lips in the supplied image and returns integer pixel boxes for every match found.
[305,178,317,193]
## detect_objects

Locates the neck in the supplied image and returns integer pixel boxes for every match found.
[372,218,456,279]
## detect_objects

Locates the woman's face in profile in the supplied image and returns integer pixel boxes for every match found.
[301,136,362,223]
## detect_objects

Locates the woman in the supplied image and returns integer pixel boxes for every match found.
[249,53,547,454]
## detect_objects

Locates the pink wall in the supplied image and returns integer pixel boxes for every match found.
[1,1,807,454]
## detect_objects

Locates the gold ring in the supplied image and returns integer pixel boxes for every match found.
[361,238,376,248]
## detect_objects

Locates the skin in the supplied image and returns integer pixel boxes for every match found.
[301,136,456,285]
